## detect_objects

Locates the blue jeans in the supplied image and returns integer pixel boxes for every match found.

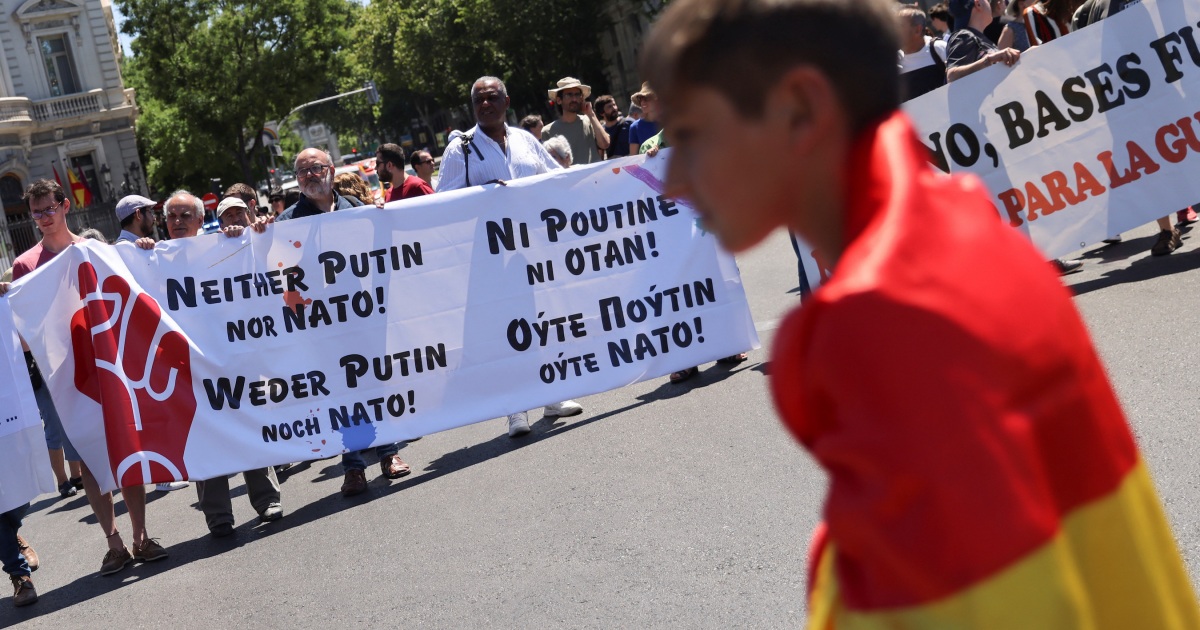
[341,444,400,472]
[37,384,79,461]
[1,504,31,578]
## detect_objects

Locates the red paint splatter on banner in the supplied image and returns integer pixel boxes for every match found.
[283,290,312,313]
[292,241,302,248]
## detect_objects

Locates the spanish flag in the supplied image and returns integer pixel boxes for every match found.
[66,166,92,208]
[771,113,1200,628]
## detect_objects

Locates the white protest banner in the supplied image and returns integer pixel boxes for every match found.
[0,299,55,513]
[904,0,1200,259]
[7,152,759,493]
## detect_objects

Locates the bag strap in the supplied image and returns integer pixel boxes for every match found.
[928,40,946,77]
[460,129,478,187]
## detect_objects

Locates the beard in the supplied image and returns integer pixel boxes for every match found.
[377,167,391,184]
[565,101,582,113]
[301,174,332,198]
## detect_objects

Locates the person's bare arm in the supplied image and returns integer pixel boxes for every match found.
[947,48,1020,82]
[585,101,610,150]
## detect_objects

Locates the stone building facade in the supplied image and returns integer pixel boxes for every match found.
[0,0,142,268]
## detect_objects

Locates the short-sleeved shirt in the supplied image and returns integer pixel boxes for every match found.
[541,117,602,165]
[436,124,562,192]
[604,119,633,158]
[946,27,997,70]
[12,238,79,280]
[388,175,434,202]
[628,119,660,150]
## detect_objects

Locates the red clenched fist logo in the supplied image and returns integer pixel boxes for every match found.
[70,262,196,487]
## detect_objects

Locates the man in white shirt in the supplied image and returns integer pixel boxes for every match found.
[436,76,585,437]
[898,7,948,101]
[436,77,562,192]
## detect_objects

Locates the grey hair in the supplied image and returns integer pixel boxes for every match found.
[168,189,204,215]
[897,6,927,30]
[78,228,108,243]
[543,136,573,164]
[471,76,508,100]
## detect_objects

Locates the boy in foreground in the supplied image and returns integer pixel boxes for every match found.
[642,0,1199,625]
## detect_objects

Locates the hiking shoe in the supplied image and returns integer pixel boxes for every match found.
[543,401,582,418]
[507,412,531,437]
[132,538,168,563]
[155,481,189,492]
[259,503,284,523]
[99,547,132,576]
[16,536,37,572]
[58,480,77,498]
[1151,228,1181,256]
[341,469,368,496]
[380,454,411,479]
[10,575,36,607]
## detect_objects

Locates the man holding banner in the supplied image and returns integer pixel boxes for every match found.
[1,180,168,576]
[642,0,1198,626]
[437,76,585,437]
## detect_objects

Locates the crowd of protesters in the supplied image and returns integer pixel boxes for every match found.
[2,0,1197,622]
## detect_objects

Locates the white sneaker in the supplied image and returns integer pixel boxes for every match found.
[507,412,531,437]
[544,400,583,418]
[155,481,189,492]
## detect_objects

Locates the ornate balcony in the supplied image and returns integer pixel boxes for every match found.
[31,89,105,122]
[0,97,34,132]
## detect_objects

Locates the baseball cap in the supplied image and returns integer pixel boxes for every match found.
[115,194,155,222]
[216,196,247,218]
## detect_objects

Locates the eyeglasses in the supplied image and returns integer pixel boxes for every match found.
[31,201,64,220]
[296,164,330,178]
[418,159,434,165]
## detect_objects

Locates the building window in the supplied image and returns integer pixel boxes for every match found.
[39,34,81,97]
[0,174,25,215]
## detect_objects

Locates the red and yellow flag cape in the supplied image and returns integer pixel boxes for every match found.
[771,113,1199,628]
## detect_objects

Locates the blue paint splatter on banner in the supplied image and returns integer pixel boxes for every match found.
[334,405,377,454]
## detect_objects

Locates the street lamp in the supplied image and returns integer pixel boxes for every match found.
[128,161,142,194]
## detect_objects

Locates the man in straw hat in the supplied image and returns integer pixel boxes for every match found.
[542,76,609,165]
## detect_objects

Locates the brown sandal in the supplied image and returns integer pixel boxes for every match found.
[670,367,699,383]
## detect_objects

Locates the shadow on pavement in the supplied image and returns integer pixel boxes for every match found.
[1070,244,1200,297]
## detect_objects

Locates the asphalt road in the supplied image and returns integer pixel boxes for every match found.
[3,221,1199,629]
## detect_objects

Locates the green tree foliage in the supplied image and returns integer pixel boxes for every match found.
[357,0,608,126]
[118,0,357,192]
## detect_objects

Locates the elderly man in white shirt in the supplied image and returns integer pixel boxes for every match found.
[437,77,563,191]
[436,76,584,437]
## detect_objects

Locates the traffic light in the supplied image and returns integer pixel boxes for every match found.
[365,80,379,105]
